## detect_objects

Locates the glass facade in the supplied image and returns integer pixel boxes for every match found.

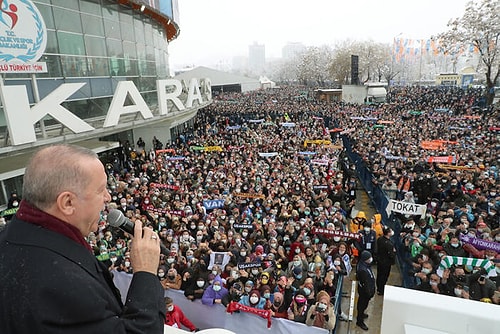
[1,0,171,119]
[0,0,180,208]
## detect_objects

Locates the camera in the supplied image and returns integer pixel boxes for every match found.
[316,303,327,313]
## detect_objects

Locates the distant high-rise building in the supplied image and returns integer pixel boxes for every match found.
[282,42,306,60]
[248,42,265,75]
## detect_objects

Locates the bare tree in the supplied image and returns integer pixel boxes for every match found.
[436,0,499,105]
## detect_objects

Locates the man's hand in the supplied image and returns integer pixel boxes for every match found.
[129,220,160,275]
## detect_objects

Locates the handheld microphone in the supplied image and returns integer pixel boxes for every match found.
[107,209,169,255]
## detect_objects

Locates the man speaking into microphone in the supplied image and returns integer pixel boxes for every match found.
[0,144,165,333]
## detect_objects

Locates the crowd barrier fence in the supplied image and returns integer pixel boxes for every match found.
[342,135,411,287]
[112,270,348,333]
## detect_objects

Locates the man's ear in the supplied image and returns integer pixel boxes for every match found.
[56,191,77,216]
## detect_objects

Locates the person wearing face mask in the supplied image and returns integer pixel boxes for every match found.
[355,221,377,261]
[162,268,182,290]
[376,227,396,295]
[222,282,244,307]
[286,254,307,278]
[239,289,266,309]
[443,236,467,257]
[306,290,336,331]
[201,275,229,306]
[164,296,198,332]
[355,251,376,331]
[184,274,207,301]
[288,237,305,261]
[287,289,309,323]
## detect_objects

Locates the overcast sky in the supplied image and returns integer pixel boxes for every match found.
[168,0,471,69]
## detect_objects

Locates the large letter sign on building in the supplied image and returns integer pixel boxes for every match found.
[0,0,47,73]
[0,78,211,146]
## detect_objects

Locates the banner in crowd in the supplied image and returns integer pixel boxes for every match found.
[189,145,223,152]
[208,252,231,270]
[149,183,180,191]
[437,164,476,171]
[0,207,18,217]
[205,146,223,152]
[233,192,265,199]
[167,156,186,161]
[385,200,426,217]
[258,152,278,157]
[312,227,361,241]
[313,185,329,191]
[237,261,262,270]
[203,199,225,210]
[298,151,317,155]
[311,159,330,166]
[303,139,331,147]
[143,205,185,217]
[248,119,265,123]
[384,154,407,161]
[280,122,296,127]
[323,144,343,149]
[459,234,500,253]
[228,145,244,150]
[233,223,253,230]
[226,125,241,130]
[156,148,176,154]
[437,256,497,278]
[426,155,457,164]
[226,302,272,328]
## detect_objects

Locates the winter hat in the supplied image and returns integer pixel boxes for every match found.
[360,250,372,262]
[316,290,330,303]
[273,291,283,303]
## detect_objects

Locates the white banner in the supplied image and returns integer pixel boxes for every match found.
[258,152,278,157]
[112,271,328,334]
[385,199,426,217]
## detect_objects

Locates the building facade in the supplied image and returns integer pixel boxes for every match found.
[0,0,211,208]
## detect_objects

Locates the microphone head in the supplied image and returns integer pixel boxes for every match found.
[107,209,125,228]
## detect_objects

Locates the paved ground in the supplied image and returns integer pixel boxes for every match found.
[334,189,402,334]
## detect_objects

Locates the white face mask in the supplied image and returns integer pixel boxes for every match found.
[366,257,373,264]
[333,260,341,266]
[364,227,371,233]
[250,296,259,304]
[197,281,205,288]
[333,236,341,242]
[421,268,431,275]
[454,288,462,297]
[167,305,174,312]
[213,285,221,292]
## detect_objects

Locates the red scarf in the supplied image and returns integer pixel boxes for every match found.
[226,301,272,328]
[16,200,93,252]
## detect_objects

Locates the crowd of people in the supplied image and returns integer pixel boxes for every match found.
[2,84,499,332]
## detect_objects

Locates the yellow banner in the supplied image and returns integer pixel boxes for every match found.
[233,192,266,199]
[303,139,331,147]
[204,146,223,152]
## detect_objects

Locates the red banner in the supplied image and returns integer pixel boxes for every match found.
[226,302,272,328]
[312,227,361,241]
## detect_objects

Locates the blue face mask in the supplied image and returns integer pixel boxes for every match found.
[303,287,311,296]
[295,274,302,280]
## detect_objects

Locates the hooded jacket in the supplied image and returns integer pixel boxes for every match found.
[201,275,229,305]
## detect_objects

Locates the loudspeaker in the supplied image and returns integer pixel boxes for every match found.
[351,55,359,85]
